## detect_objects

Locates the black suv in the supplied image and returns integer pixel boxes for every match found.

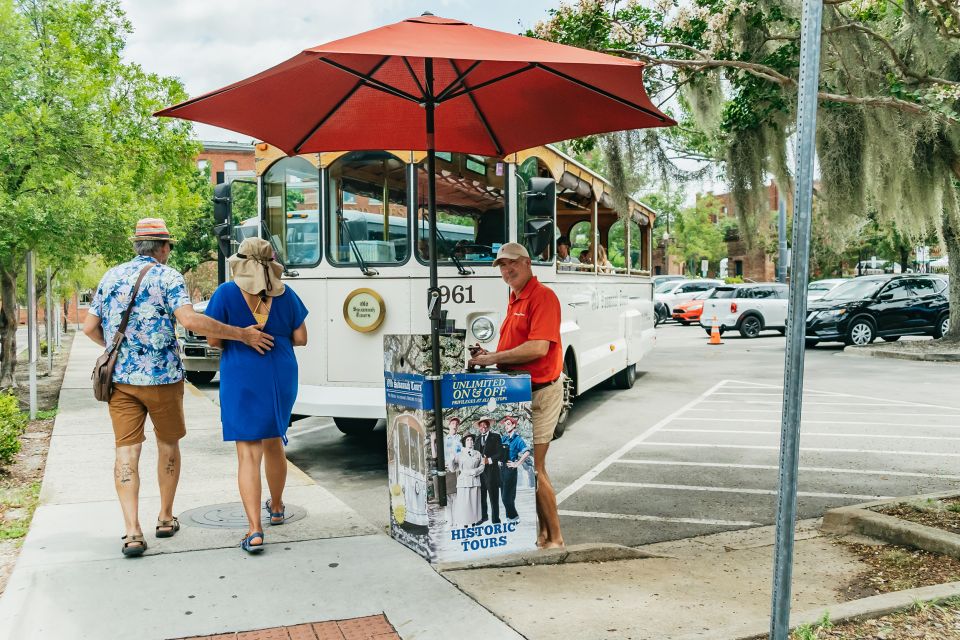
[805,274,950,347]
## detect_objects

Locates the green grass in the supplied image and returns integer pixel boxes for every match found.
[34,408,57,421]
[0,482,41,540]
[947,502,960,514]
[791,611,832,639]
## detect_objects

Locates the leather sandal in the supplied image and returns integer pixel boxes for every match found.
[121,534,147,557]
[265,499,285,526]
[241,531,264,554]
[155,516,180,538]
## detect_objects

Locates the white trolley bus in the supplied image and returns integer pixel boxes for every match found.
[245,143,657,436]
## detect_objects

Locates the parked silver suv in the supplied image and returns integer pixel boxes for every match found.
[176,300,220,384]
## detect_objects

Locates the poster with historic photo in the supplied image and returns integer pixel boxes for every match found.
[432,372,536,564]
[384,334,536,564]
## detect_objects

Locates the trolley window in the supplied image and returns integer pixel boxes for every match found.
[328,152,410,266]
[415,152,507,265]
[263,157,321,267]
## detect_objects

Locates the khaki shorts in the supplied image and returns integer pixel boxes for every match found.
[531,378,563,445]
[108,381,186,447]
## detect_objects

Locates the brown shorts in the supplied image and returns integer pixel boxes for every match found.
[108,381,186,447]
[531,378,564,445]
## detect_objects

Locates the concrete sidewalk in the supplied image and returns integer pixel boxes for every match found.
[0,335,522,640]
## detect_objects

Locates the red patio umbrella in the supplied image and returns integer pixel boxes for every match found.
[156,13,674,490]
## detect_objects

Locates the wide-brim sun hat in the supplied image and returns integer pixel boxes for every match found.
[130,217,176,243]
[492,242,530,266]
[228,237,285,297]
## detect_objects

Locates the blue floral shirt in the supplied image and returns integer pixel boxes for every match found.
[90,255,192,385]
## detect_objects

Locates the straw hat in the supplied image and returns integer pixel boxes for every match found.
[228,238,285,297]
[130,217,176,243]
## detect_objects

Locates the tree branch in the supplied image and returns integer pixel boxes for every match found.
[605,48,954,122]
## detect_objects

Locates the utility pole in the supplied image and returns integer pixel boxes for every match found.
[769,0,823,636]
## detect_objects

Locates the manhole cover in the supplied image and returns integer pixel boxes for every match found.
[179,502,306,529]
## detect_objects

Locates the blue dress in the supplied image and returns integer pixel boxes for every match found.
[203,282,308,443]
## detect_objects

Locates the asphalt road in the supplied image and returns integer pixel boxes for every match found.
[195,322,960,547]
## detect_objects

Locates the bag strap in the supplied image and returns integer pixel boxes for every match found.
[112,263,155,346]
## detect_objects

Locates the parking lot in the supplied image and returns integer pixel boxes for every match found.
[195,321,960,547]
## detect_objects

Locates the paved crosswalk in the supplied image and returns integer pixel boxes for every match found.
[556,379,960,541]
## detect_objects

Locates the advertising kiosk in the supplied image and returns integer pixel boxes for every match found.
[384,333,537,564]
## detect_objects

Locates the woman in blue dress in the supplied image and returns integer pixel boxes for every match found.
[205,238,308,554]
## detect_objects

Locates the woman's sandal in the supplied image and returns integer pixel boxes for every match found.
[155,516,180,538]
[265,499,285,526]
[121,534,147,557]
[240,531,264,554]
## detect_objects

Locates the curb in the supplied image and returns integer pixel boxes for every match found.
[843,345,960,362]
[820,491,960,560]
[733,581,960,640]
[435,542,664,572]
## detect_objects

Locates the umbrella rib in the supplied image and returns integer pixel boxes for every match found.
[436,63,537,104]
[447,59,502,156]
[534,63,669,122]
[293,56,391,153]
[401,56,428,99]
[317,57,422,104]
[435,60,482,102]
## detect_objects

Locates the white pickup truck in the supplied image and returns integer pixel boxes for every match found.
[699,283,789,338]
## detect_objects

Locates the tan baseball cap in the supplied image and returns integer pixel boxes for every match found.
[492,242,530,266]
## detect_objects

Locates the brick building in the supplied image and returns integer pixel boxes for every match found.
[653,183,783,281]
[196,141,256,184]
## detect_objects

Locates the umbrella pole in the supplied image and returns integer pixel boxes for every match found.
[425,58,447,508]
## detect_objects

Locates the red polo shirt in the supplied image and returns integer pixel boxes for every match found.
[496,276,563,384]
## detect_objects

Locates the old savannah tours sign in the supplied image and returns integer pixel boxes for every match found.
[343,288,385,333]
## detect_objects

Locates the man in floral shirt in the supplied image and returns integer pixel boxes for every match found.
[83,218,274,557]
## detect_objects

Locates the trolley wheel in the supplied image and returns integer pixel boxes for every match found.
[333,417,378,436]
[612,363,637,390]
[554,359,576,440]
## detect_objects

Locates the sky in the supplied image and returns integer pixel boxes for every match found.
[121,0,560,142]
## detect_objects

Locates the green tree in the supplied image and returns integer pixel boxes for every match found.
[532,0,960,340]
[670,196,727,274]
[0,0,202,388]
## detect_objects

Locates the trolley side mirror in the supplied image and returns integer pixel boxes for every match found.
[213,182,232,225]
[524,176,555,218]
[524,218,554,258]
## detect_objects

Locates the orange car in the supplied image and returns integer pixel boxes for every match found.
[671,290,714,325]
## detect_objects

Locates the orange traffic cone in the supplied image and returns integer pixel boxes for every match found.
[708,316,723,345]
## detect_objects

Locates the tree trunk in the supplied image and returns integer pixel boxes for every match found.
[943,162,960,342]
[0,260,19,389]
[942,215,960,342]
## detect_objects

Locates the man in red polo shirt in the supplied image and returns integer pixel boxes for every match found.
[468,242,564,548]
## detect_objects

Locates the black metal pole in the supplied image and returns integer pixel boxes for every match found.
[425,58,446,507]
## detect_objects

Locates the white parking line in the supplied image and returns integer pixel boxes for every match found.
[558,510,760,527]
[725,381,960,412]
[634,442,960,457]
[555,379,729,505]
[672,417,960,428]
[699,400,937,406]
[612,459,960,481]
[662,428,960,441]
[682,408,960,418]
[587,480,890,501]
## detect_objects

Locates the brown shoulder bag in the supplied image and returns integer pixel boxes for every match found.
[91,264,154,402]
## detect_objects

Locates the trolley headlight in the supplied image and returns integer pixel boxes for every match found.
[471,316,496,343]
